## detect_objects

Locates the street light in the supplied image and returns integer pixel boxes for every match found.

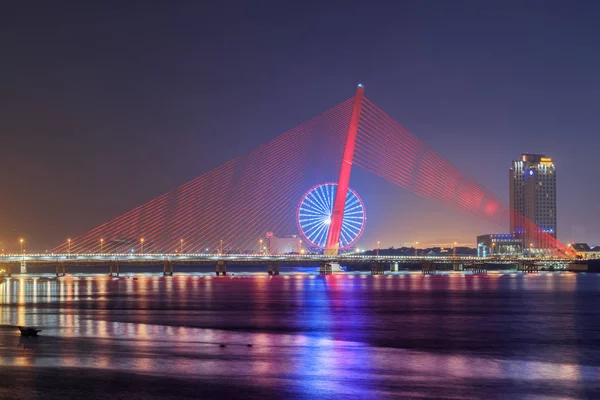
[100,238,104,253]
[299,239,302,254]
[415,242,419,257]
[220,239,223,255]
[20,238,24,254]
[453,242,457,257]
[140,238,145,254]
[68,238,71,255]
[259,239,263,254]
[180,239,184,254]
[377,241,380,257]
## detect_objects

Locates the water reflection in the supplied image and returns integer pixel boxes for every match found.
[0,273,598,399]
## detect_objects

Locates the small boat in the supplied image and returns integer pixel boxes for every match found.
[18,326,41,337]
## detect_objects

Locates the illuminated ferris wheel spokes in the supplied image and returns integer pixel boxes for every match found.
[296,183,366,250]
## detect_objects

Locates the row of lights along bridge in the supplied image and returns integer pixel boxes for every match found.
[9,238,297,256]
[5,238,465,257]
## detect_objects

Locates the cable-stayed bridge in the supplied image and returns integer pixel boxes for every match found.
[2,85,575,274]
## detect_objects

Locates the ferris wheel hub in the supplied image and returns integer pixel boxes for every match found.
[296,183,366,251]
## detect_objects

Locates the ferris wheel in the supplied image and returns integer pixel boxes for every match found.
[296,183,366,250]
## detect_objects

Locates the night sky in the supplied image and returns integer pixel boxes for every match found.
[1,1,599,252]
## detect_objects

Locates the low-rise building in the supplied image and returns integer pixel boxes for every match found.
[266,235,303,254]
[477,234,523,257]
[568,243,600,259]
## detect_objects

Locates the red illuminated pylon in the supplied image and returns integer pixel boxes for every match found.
[324,84,364,256]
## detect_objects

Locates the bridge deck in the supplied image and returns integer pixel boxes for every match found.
[0,253,572,266]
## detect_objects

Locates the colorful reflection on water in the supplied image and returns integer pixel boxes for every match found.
[0,273,599,399]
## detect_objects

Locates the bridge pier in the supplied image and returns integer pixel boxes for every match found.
[517,262,539,273]
[390,262,399,272]
[216,260,226,276]
[20,261,27,274]
[109,261,120,277]
[371,263,385,275]
[453,263,464,271]
[267,263,279,276]
[163,260,174,276]
[319,263,332,275]
[421,262,436,275]
[319,262,344,275]
[56,262,66,277]
[465,263,487,274]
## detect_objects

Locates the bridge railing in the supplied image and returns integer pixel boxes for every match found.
[0,253,571,264]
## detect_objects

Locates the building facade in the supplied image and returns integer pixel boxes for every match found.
[477,234,523,257]
[266,234,303,254]
[568,243,600,259]
[509,154,556,248]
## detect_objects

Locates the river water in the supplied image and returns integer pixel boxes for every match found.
[1,271,599,399]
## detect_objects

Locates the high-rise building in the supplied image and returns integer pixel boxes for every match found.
[509,154,556,248]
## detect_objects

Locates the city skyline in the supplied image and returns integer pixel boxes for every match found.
[2,4,599,400]
[1,1,599,250]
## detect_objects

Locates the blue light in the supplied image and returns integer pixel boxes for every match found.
[529,170,534,176]
[297,183,366,250]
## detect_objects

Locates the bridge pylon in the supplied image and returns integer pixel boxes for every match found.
[324,84,364,256]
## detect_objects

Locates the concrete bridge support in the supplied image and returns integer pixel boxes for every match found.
[163,260,174,276]
[215,260,227,276]
[390,262,399,272]
[267,263,280,275]
[453,263,464,271]
[517,262,539,273]
[109,261,120,277]
[319,263,333,275]
[371,263,385,275]
[465,263,487,274]
[20,261,27,274]
[319,262,344,275]
[421,262,436,275]
[56,262,66,277]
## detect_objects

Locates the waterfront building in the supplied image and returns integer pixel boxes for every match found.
[509,154,556,249]
[477,234,523,257]
[266,234,303,254]
[568,243,600,259]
